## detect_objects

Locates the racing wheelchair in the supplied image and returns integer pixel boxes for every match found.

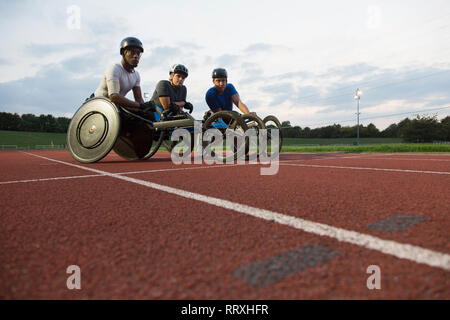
[217,111,283,154]
[67,97,251,163]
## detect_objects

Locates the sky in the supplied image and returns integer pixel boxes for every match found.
[0,0,449,130]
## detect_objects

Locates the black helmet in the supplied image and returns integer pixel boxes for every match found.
[212,68,227,78]
[170,64,188,77]
[120,37,144,55]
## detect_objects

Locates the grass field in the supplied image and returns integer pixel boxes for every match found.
[0,130,67,149]
[282,137,450,153]
[283,137,403,146]
[281,144,450,153]
[1,130,449,153]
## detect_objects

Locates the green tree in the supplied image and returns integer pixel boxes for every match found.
[439,116,450,141]
[0,112,21,130]
[402,115,440,142]
[38,114,58,132]
[20,113,40,131]
[397,118,411,138]
[302,127,311,138]
[365,123,380,138]
[281,121,291,128]
[56,117,71,133]
[381,123,398,138]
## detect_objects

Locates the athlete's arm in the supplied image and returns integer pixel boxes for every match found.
[206,90,221,113]
[158,97,181,113]
[109,93,141,109]
[232,93,249,114]
[159,96,171,110]
[174,86,186,109]
[132,86,145,104]
[106,68,141,109]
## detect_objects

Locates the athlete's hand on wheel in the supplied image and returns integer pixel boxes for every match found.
[184,102,194,114]
[169,102,180,114]
[140,101,156,113]
[162,103,180,119]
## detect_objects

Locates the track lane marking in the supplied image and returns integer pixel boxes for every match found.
[281,163,450,175]
[3,154,448,185]
[0,174,105,185]
[280,154,367,163]
[281,154,450,163]
[0,161,257,185]
[345,157,450,162]
[23,151,450,272]
[116,162,257,175]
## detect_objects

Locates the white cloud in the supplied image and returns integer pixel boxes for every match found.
[0,0,449,131]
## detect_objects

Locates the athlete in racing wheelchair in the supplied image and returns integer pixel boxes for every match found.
[67,38,249,163]
[205,68,283,152]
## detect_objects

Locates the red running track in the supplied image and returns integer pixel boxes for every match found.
[0,150,449,299]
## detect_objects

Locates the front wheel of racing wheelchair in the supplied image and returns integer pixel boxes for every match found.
[262,115,283,153]
[202,111,249,162]
[214,111,284,158]
[67,97,155,163]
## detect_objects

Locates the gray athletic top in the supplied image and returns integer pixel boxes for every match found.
[150,80,187,107]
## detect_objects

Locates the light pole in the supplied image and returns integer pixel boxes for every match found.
[354,88,362,145]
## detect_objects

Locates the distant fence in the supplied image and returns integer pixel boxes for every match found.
[0,145,18,150]
[0,145,67,150]
[35,145,67,150]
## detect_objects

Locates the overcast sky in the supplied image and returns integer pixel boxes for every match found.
[0,0,449,129]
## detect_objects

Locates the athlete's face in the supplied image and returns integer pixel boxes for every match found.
[213,77,227,94]
[170,73,186,87]
[123,47,142,68]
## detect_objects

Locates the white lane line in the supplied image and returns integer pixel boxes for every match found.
[3,154,448,185]
[281,154,368,163]
[23,152,450,272]
[281,163,450,175]
[376,153,450,156]
[0,161,256,185]
[0,174,105,185]
[349,157,450,162]
[117,162,257,175]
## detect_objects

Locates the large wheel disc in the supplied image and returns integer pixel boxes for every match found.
[113,113,153,161]
[67,97,121,163]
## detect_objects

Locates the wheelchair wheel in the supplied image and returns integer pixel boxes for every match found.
[262,115,283,153]
[112,111,154,161]
[140,130,164,159]
[202,111,248,162]
[141,107,165,160]
[242,113,265,159]
[145,110,195,158]
[67,97,121,163]
[242,113,265,130]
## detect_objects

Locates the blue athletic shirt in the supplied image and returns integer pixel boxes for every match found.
[205,83,238,111]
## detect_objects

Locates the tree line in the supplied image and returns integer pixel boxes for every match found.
[280,115,450,142]
[0,111,449,142]
[0,112,71,133]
